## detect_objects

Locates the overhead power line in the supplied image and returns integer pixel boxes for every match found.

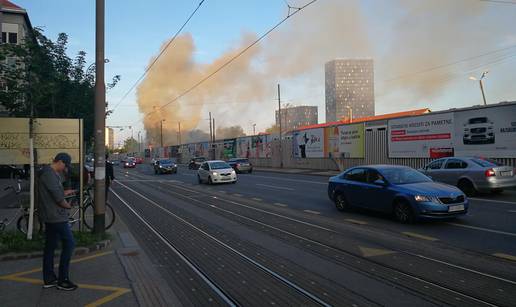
[110,0,207,113]
[136,0,320,125]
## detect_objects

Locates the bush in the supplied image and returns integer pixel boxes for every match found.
[0,231,111,254]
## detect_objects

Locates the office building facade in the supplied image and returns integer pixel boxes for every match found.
[325,59,374,122]
[276,105,318,132]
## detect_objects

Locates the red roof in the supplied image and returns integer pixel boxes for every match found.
[298,108,431,130]
[0,0,23,10]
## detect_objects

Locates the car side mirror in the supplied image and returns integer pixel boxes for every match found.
[373,179,387,186]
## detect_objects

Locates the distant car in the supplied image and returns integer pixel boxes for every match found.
[197,160,237,184]
[154,159,178,174]
[123,158,136,168]
[227,158,253,173]
[111,160,120,166]
[134,157,144,164]
[420,157,516,196]
[328,165,468,223]
[189,157,206,170]
[462,117,495,144]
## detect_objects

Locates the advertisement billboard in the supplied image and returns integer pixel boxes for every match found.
[454,104,516,157]
[293,128,324,158]
[388,113,455,158]
[338,123,365,158]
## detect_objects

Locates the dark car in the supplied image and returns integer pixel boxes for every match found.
[154,159,178,174]
[188,157,206,170]
[328,165,468,223]
[227,158,253,173]
[123,158,136,168]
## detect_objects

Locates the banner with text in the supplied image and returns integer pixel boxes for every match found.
[293,128,324,158]
[388,113,454,158]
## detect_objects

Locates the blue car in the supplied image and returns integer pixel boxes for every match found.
[328,165,468,223]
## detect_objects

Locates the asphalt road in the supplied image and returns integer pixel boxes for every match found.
[109,163,516,306]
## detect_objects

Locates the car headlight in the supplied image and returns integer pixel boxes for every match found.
[414,195,441,203]
[231,170,236,174]
[212,172,218,176]
[159,165,163,168]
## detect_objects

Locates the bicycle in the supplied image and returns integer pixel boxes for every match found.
[17,185,116,234]
[0,180,43,233]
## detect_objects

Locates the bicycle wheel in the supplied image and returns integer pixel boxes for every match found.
[83,202,115,230]
[17,213,43,234]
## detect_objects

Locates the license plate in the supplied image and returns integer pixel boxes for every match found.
[500,171,512,177]
[221,178,231,181]
[449,205,465,212]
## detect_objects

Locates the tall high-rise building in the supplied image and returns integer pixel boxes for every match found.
[275,105,318,132]
[325,59,374,122]
[105,127,114,150]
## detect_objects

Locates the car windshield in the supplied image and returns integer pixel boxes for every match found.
[210,162,231,170]
[380,168,432,185]
[160,160,173,164]
[471,158,501,167]
[237,159,249,163]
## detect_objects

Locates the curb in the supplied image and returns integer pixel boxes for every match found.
[0,239,111,262]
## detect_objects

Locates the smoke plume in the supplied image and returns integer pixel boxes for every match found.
[137,0,516,142]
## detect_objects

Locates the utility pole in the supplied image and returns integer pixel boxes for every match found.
[93,0,106,234]
[277,84,283,168]
[212,118,216,142]
[178,121,182,145]
[479,79,487,106]
[209,112,213,144]
[138,131,141,153]
[160,120,164,148]
[253,124,256,136]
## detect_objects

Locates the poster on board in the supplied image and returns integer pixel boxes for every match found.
[338,123,365,158]
[293,128,324,158]
[454,104,516,157]
[388,113,454,158]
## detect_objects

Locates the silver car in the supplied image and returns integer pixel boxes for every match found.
[421,157,516,196]
[197,160,237,184]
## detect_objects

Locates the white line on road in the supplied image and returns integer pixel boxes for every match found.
[250,175,327,185]
[509,210,516,213]
[446,222,516,237]
[273,203,288,207]
[469,197,516,205]
[303,210,321,215]
[256,184,295,191]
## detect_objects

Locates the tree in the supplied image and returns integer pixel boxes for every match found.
[122,137,138,154]
[0,28,120,146]
[265,124,280,134]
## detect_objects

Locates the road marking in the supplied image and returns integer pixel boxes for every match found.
[273,202,288,207]
[469,197,516,205]
[0,251,131,307]
[358,246,396,257]
[250,175,327,185]
[446,222,516,237]
[402,232,439,241]
[508,210,516,213]
[256,184,295,191]
[252,197,262,201]
[493,253,516,262]
[304,210,320,215]
[345,219,367,225]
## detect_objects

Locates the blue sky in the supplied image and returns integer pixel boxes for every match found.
[14,0,516,145]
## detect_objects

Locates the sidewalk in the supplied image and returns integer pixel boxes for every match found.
[253,166,340,177]
[0,213,181,306]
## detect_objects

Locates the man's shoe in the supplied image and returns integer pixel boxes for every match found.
[57,279,78,291]
[43,278,58,289]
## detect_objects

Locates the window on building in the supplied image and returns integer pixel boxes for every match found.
[1,32,6,44]
[8,33,18,44]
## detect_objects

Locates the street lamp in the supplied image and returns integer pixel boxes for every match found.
[469,71,488,105]
[252,123,256,135]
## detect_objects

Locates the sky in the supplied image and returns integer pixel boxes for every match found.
[13,0,516,146]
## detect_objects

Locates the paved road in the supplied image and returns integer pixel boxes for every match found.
[110,164,516,306]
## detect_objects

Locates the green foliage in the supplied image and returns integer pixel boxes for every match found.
[0,230,111,254]
[122,137,138,153]
[0,28,120,145]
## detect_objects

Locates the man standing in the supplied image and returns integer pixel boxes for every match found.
[39,152,78,291]
[105,153,115,202]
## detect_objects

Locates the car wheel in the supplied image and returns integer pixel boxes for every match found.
[393,200,415,224]
[154,169,157,174]
[458,179,476,197]
[334,193,350,212]
[208,176,213,185]
[197,175,202,184]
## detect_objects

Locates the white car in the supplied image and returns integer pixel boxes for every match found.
[197,160,237,184]
[463,117,495,144]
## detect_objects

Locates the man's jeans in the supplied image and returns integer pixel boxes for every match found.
[43,222,75,282]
